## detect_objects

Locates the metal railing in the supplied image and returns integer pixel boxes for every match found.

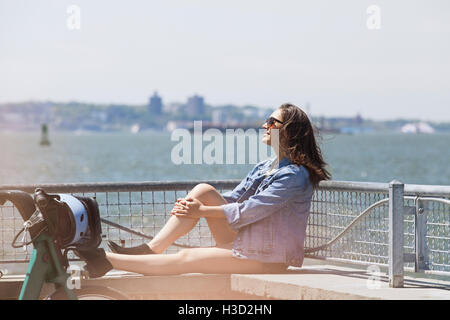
[0,179,449,287]
[310,180,450,287]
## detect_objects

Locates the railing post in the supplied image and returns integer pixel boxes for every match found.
[415,198,429,272]
[389,180,404,288]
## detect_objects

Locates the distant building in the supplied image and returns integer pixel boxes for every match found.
[148,91,163,115]
[185,95,205,117]
[355,113,363,126]
[305,102,311,115]
[242,107,258,118]
[166,120,192,131]
[91,111,108,123]
[211,109,226,124]
[163,102,182,114]
[259,108,273,119]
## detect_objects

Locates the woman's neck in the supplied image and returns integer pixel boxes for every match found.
[275,149,287,162]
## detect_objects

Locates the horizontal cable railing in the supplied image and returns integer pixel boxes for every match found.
[0,180,449,278]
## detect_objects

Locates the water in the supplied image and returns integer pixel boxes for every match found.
[0,131,449,186]
[1,131,449,276]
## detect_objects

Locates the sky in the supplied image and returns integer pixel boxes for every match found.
[1,0,450,121]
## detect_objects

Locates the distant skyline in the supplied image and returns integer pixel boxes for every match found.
[1,0,450,121]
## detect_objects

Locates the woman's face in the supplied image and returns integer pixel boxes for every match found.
[262,108,283,146]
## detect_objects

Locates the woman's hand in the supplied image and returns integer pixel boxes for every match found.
[170,197,204,218]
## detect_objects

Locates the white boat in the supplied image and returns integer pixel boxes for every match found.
[400,122,435,134]
[130,124,140,134]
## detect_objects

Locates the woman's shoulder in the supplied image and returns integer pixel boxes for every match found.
[245,158,273,177]
[275,162,310,187]
[253,158,273,171]
[259,158,274,167]
[283,163,309,175]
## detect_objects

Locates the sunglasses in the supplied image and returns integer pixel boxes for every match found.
[265,117,284,128]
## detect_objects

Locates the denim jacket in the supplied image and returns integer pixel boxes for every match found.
[221,157,313,267]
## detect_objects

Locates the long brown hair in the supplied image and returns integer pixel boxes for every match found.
[278,103,331,187]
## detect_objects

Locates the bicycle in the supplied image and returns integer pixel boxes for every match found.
[0,188,129,300]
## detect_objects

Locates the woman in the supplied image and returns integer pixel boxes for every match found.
[76,103,331,278]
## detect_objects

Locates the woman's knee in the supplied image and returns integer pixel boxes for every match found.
[191,183,215,196]
[189,183,224,205]
[175,249,193,264]
[175,248,215,264]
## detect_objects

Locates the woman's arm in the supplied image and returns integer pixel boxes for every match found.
[171,198,226,219]
[172,167,310,230]
[221,159,270,203]
[221,169,309,231]
[199,205,226,218]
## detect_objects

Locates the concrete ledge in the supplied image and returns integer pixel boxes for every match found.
[1,260,449,300]
[231,263,450,300]
[81,273,264,300]
[0,272,266,300]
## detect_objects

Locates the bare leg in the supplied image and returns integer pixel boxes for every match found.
[106,243,286,275]
[148,183,236,253]
[104,184,286,275]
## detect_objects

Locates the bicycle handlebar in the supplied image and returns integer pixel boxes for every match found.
[34,188,49,208]
[0,190,36,222]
